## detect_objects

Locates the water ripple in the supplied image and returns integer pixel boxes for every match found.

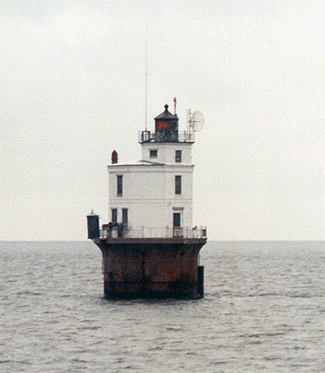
[1,240,324,373]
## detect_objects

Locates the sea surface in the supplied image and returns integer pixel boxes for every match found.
[1,240,324,373]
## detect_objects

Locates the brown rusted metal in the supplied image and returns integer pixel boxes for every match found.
[111,150,118,164]
[95,237,206,299]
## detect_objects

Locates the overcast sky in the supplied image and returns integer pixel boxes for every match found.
[1,0,324,241]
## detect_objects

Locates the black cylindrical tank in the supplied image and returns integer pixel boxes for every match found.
[87,212,99,239]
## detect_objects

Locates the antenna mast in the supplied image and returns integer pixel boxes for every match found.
[145,20,148,131]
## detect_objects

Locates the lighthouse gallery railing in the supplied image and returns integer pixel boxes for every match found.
[100,226,207,240]
[139,130,195,143]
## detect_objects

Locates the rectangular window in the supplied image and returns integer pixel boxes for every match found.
[111,208,117,224]
[175,150,182,163]
[150,149,158,158]
[175,175,182,195]
[122,208,128,226]
[117,175,123,196]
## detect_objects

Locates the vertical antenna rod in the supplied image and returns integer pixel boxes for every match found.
[145,20,148,131]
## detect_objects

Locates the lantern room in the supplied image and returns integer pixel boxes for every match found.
[154,104,179,142]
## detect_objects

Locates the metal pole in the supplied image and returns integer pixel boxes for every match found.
[145,20,148,131]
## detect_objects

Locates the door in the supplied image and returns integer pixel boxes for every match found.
[173,212,183,237]
[173,212,181,228]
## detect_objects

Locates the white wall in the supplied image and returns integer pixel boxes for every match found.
[141,142,193,164]
[106,137,196,237]
[108,164,194,236]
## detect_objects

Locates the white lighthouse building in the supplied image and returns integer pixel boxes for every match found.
[88,101,206,299]
[106,103,205,240]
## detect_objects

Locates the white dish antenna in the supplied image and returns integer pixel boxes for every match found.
[188,110,204,132]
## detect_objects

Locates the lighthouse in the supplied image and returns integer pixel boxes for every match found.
[88,101,207,299]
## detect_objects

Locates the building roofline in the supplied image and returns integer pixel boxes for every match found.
[107,161,194,168]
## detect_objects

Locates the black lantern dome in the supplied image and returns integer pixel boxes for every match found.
[154,104,179,142]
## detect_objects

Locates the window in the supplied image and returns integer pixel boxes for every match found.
[111,208,117,224]
[122,208,128,226]
[175,150,182,163]
[117,175,123,196]
[175,175,182,195]
[150,149,158,158]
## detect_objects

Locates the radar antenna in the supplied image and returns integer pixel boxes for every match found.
[188,110,205,132]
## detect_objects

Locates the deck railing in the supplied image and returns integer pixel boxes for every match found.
[100,225,207,240]
[138,130,195,143]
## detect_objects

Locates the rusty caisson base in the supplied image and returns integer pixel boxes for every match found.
[94,237,206,299]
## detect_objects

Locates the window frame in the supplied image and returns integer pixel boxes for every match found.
[111,208,117,224]
[117,175,123,196]
[175,175,182,195]
[122,208,128,226]
[150,149,158,158]
[175,150,182,163]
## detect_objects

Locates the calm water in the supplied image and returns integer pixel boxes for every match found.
[1,241,324,372]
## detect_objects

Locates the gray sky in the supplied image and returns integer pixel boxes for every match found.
[1,0,324,241]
